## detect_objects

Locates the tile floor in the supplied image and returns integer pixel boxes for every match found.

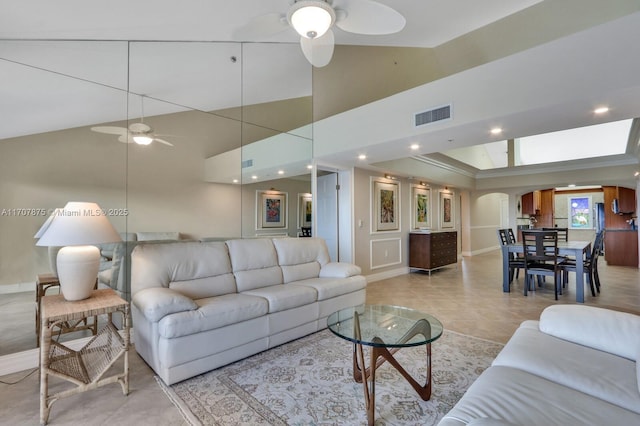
[0,249,638,425]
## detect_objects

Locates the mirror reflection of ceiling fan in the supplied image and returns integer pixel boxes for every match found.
[91,95,174,146]
[91,122,174,147]
[239,0,406,67]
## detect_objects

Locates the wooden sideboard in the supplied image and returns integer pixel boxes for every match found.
[409,231,457,274]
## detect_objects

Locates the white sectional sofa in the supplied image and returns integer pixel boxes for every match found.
[130,237,366,385]
[438,305,640,425]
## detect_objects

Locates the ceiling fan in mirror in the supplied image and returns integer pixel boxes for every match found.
[91,96,174,147]
[237,0,406,67]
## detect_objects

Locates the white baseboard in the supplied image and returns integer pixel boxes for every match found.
[0,329,133,377]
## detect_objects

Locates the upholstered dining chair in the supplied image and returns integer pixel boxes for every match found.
[560,230,604,297]
[497,228,524,284]
[522,230,564,300]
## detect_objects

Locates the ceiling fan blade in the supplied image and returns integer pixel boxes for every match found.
[129,122,152,133]
[116,135,134,144]
[334,0,405,35]
[233,12,289,40]
[153,138,174,147]
[300,30,335,68]
[91,126,127,136]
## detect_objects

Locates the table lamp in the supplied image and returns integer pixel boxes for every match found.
[35,202,122,301]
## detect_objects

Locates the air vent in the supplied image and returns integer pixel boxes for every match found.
[241,159,253,168]
[414,104,452,127]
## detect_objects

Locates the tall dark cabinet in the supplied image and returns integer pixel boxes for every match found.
[409,231,458,274]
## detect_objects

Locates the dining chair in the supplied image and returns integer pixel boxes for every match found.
[542,227,568,241]
[522,230,563,300]
[497,229,524,284]
[560,230,604,297]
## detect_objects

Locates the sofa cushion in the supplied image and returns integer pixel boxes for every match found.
[242,284,317,313]
[133,287,198,322]
[441,365,640,426]
[280,262,320,283]
[539,304,640,361]
[272,237,331,267]
[295,276,367,301]
[131,241,236,296]
[226,239,283,291]
[157,293,268,339]
[492,323,640,414]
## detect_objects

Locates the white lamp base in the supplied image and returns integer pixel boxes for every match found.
[56,245,100,301]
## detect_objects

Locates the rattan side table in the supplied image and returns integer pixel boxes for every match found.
[39,288,130,425]
[35,273,98,346]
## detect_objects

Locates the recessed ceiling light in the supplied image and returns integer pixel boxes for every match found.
[358,154,367,160]
[306,164,313,170]
[490,127,503,135]
[232,179,239,184]
[251,175,258,180]
[278,170,284,175]
[410,144,419,150]
[594,107,609,114]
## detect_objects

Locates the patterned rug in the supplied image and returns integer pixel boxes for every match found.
[157,329,503,426]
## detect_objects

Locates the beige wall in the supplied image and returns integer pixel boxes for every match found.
[466,192,508,255]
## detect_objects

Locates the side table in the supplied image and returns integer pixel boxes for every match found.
[39,288,130,425]
[35,273,98,346]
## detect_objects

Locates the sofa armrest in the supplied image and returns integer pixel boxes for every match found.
[319,262,362,278]
[539,305,640,360]
[132,287,198,322]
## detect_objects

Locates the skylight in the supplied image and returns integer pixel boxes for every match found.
[442,119,632,170]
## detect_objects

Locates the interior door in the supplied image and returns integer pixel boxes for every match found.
[316,172,339,261]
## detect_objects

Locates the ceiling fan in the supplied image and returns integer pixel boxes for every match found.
[91,96,174,146]
[240,0,406,67]
[91,122,174,147]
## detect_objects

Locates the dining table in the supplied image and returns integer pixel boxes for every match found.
[501,240,592,303]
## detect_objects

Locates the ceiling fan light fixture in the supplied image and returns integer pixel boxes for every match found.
[288,1,335,39]
[133,134,153,145]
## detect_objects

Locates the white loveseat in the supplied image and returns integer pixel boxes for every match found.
[438,305,640,425]
[131,237,366,385]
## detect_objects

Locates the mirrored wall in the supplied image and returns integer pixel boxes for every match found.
[0,40,313,355]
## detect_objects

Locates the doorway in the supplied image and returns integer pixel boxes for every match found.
[314,166,353,262]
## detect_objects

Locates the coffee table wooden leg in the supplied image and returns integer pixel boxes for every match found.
[353,341,433,425]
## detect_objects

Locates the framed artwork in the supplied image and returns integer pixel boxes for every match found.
[411,185,431,229]
[256,190,288,229]
[568,196,592,229]
[297,193,312,228]
[372,179,399,232]
[440,191,454,228]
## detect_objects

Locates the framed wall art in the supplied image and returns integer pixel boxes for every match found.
[568,196,592,229]
[440,191,454,229]
[297,193,312,228]
[256,190,288,229]
[372,178,400,232]
[411,185,431,229]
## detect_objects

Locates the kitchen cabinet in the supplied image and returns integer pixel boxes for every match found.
[604,230,638,267]
[409,231,457,273]
[617,186,636,214]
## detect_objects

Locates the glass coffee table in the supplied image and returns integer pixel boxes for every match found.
[327,305,443,426]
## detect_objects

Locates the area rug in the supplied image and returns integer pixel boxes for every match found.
[157,329,502,426]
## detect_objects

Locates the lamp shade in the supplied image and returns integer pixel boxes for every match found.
[35,202,122,247]
[288,1,335,39]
